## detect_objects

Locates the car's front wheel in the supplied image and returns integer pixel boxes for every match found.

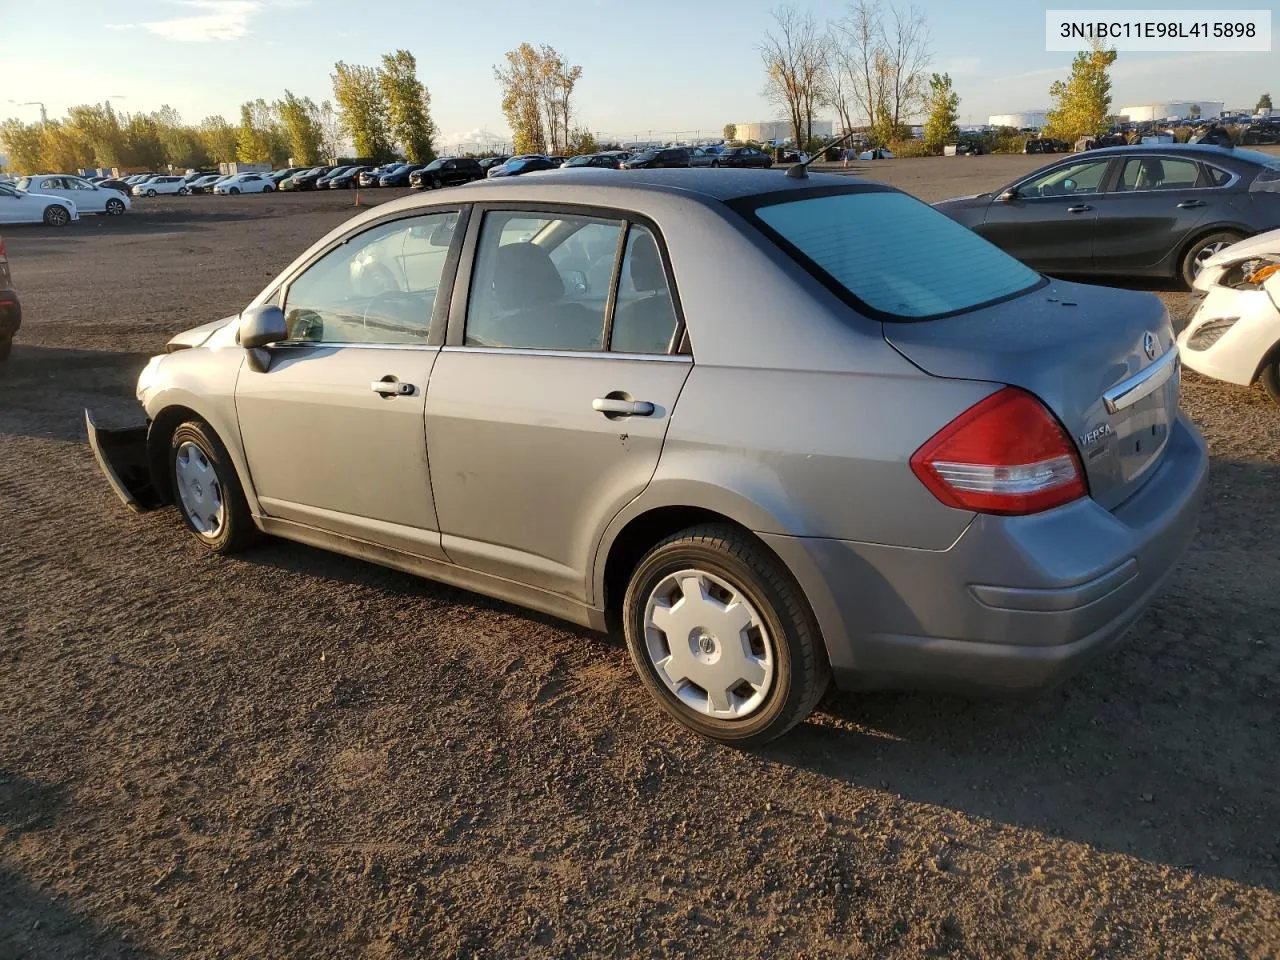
[622,524,829,745]
[1260,355,1280,406]
[105,198,126,216]
[43,204,71,227]
[262,184,274,192]
[229,187,240,195]
[1181,231,1245,287]
[169,419,256,554]
[146,188,157,197]
[178,186,189,196]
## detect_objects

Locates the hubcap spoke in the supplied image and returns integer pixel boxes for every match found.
[174,441,225,539]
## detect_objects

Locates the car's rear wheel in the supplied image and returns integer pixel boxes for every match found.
[43,204,71,227]
[621,524,829,745]
[146,188,157,198]
[178,187,189,196]
[1260,356,1280,405]
[105,198,126,216]
[169,420,256,554]
[1181,231,1245,287]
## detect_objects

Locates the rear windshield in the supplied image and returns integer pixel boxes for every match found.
[746,189,1042,320]
[1248,156,1280,192]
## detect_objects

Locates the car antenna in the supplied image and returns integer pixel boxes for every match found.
[785,129,859,179]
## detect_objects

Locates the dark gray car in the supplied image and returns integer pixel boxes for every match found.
[935,144,1280,286]
[88,170,1208,743]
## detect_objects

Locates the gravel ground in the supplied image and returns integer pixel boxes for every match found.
[1,163,1278,959]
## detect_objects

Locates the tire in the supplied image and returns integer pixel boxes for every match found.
[105,198,126,216]
[432,177,442,190]
[712,160,721,168]
[263,184,274,192]
[0,335,11,362]
[229,187,240,195]
[43,204,71,227]
[146,189,157,197]
[1260,356,1280,406]
[178,187,189,196]
[1181,231,1246,287]
[168,419,257,554]
[621,523,829,745]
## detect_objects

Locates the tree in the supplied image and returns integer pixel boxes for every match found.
[276,90,324,165]
[537,45,582,154]
[198,116,239,164]
[317,101,343,160]
[495,44,546,155]
[1258,93,1273,112]
[237,100,276,163]
[1188,103,1201,120]
[0,120,45,171]
[65,103,126,167]
[38,121,94,172]
[828,1,931,146]
[922,72,959,152]
[723,123,737,141]
[1044,39,1118,142]
[331,61,394,161]
[121,114,166,168]
[566,128,597,155]
[759,6,828,147]
[378,50,437,163]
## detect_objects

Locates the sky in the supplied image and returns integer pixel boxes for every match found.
[1,0,1276,148]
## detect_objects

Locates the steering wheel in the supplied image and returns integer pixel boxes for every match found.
[362,290,428,334]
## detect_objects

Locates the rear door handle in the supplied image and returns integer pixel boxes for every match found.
[592,397,655,417]
[1066,204,1093,214]
[1177,199,1206,209]
[371,380,415,396]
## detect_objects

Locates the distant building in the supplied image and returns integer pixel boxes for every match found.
[731,119,834,144]
[1117,101,1223,123]
[988,110,1049,130]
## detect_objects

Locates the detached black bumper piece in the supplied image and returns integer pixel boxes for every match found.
[85,410,164,512]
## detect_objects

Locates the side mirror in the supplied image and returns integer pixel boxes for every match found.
[238,304,287,349]
[997,188,1018,202]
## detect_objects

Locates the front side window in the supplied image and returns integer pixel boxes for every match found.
[747,189,1041,320]
[1017,159,1111,198]
[1116,157,1202,191]
[465,211,624,350]
[283,211,459,344]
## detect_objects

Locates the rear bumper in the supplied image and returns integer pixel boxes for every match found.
[763,415,1209,694]
[85,410,164,512]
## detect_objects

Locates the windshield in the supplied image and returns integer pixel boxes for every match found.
[424,159,445,171]
[630,152,656,163]
[15,177,32,191]
[744,188,1042,320]
[565,156,593,166]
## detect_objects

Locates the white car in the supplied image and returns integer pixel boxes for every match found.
[132,176,189,197]
[858,147,895,160]
[0,179,79,226]
[15,174,131,216]
[1177,229,1280,405]
[212,173,275,195]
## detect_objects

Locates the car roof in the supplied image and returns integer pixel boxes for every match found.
[1082,143,1250,159]
[371,168,868,211]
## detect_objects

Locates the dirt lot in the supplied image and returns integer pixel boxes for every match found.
[1,161,1278,959]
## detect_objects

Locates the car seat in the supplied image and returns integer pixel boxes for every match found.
[488,243,602,349]
[612,233,678,354]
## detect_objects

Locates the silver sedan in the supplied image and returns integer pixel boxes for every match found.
[88,169,1208,743]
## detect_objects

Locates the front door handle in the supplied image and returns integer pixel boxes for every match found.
[1066,204,1093,214]
[592,397,655,417]
[1177,199,1206,209]
[371,380,415,396]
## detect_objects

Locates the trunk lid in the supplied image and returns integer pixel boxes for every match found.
[884,278,1179,511]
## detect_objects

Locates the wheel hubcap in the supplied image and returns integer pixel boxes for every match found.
[1193,241,1231,276]
[174,441,225,539]
[643,569,775,719]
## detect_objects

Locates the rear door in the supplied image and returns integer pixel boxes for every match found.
[1091,155,1215,269]
[425,207,690,599]
[978,157,1115,272]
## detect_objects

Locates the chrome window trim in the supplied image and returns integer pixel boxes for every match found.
[269,340,439,352]
[1112,155,1240,192]
[440,345,692,362]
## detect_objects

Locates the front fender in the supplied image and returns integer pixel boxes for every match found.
[141,345,258,513]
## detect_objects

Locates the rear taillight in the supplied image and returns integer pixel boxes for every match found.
[910,387,1087,516]
[0,236,6,258]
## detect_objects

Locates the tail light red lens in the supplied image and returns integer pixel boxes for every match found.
[910,387,1087,516]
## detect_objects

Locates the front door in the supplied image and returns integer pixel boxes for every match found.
[235,208,463,559]
[426,209,691,600]
[1091,155,1213,270]
[979,157,1114,272]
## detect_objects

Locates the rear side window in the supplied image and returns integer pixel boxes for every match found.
[748,190,1042,320]
[1205,165,1232,187]
[1116,157,1201,191]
